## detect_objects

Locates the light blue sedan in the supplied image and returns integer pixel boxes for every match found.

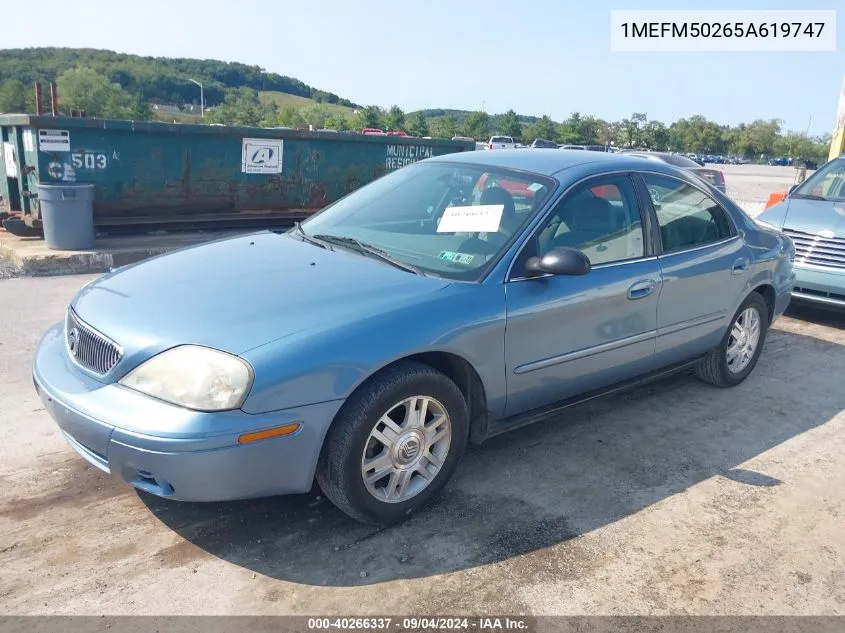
[756,156,845,308]
[33,149,796,524]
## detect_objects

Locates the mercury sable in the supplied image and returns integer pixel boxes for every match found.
[33,150,795,524]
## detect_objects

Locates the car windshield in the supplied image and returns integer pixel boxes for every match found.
[299,162,555,281]
[791,158,845,201]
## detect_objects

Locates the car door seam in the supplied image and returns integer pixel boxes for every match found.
[656,311,727,337]
[513,329,657,375]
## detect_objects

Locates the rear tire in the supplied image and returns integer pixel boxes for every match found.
[696,292,769,388]
[316,361,469,525]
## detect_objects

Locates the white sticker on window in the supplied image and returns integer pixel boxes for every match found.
[439,251,475,265]
[436,204,504,233]
[527,182,544,192]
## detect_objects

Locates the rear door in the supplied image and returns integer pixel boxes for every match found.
[636,172,751,367]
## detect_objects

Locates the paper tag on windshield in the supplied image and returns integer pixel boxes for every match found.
[436,205,504,233]
[527,182,544,192]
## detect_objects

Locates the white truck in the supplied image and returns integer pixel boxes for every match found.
[486,135,515,150]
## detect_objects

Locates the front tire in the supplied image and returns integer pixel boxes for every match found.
[695,292,769,388]
[316,361,469,525]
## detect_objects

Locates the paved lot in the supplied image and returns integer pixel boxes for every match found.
[1,270,844,615]
[721,164,802,218]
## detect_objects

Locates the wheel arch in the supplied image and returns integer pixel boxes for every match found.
[325,350,491,449]
[750,282,776,323]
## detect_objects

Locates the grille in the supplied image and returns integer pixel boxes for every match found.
[65,309,122,375]
[783,228,845,270]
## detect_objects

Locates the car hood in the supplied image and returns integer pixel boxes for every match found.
[777,198,845,237]
[71,231,452,360]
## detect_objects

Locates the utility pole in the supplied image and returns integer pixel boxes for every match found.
[189,79,204,118]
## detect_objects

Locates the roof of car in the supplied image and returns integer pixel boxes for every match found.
[429,148,661,176]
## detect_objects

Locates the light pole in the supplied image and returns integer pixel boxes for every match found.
[189,79,204,118]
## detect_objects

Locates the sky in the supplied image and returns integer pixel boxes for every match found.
[4,0,843,135]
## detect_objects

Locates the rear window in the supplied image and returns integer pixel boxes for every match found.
[491,137,513,144]
[660,154,703,168]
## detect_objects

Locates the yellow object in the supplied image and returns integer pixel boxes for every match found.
[830,74,845,162]
[238,423,301,444]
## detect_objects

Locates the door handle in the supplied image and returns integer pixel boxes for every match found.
[627,279,656,300]
[732,257,749,275]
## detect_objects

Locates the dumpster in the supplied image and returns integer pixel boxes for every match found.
[38,183,95,250]
[0,115,475,235]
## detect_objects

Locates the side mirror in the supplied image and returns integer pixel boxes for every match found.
[524,247,591,277]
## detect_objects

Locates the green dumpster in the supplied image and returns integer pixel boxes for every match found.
[0,115,475,234]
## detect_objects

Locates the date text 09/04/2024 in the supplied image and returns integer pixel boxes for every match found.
[307,617,530,631]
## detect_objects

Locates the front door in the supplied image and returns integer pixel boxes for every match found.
[504,173,662,417]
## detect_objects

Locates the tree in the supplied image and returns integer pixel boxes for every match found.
[278,106,306,128]
[299,103,330,129]
[385,105,405,131]
[430,115,458,139]
[0,79,31,113]
[462,111,490,140]
[641,120,668,150]
[524,115,557,143]
[207,87,272,126]
[498,109,522,142]
[407,111,429,137]
[324,113,350,131]
[56,67,136,119]
[354,105,383,130]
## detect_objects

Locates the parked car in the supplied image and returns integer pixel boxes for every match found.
[487,135,515,150]
[560,144,609,152]
[361,128,386,136]
[34,149,795,525]
[619,150,727,194]
[530,138,559,149]
[756,155,845,308]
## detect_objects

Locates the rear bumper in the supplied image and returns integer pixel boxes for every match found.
[791,264,845,308]
[33,322,344,502]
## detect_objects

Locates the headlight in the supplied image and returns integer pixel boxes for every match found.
[119,345,253,411]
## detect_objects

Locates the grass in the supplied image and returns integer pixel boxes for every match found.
[259,91,356,118]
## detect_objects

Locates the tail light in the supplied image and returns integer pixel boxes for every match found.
[487,143,492,150]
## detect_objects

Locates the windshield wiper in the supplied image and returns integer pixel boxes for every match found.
[790,193,828,201]
[312,234,426,276]
[291,222,329,249]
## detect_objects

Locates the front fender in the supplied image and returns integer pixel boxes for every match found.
[239,283,508,418]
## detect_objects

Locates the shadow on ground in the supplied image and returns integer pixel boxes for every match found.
[142,322,845,587]
[785,301,845,331]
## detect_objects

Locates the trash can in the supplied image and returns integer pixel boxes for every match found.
[37,183,96,250]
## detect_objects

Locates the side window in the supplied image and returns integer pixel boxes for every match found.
[641,174,734,253]
[535,175,645,266]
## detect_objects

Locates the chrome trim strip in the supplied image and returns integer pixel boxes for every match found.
[792,290,845,307]
[658,235,740,258]
[513,329,656,375]
[656,311,726,337]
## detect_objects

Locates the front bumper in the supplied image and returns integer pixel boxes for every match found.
[792,264,845,308]
[33,322,344,502]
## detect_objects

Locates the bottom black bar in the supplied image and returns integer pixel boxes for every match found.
[0,617,843,633]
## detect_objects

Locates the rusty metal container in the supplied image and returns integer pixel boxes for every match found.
[0,115,474,232]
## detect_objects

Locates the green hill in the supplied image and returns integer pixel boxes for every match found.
[0,47,360,109]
